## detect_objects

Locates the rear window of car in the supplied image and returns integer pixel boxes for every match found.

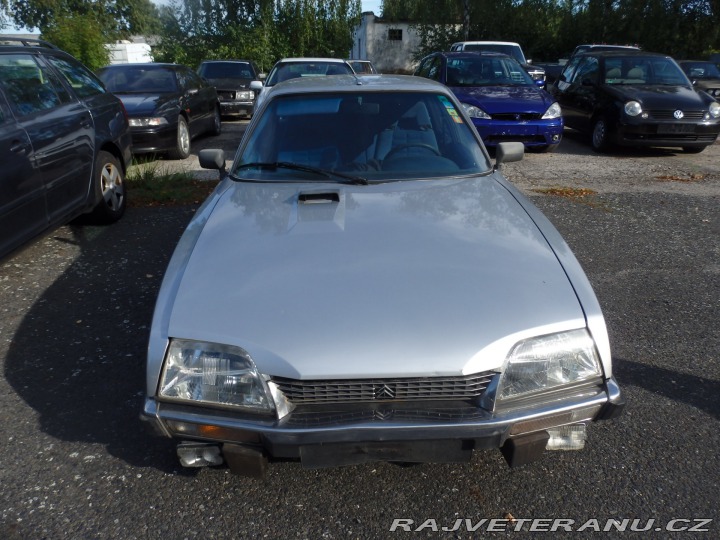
[200,62,254,79]
[266,62,353,86]
[97,66,179,93]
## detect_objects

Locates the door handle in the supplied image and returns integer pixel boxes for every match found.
[10,140,29,154]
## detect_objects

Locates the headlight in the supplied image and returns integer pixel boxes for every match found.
[496,329,603,402]
[129,117,169,127]
[461,103,491,120]
[542,102,562,119]
[158,339,274,413]
[237,90,254,100]
[624,101,643,116]
[709,101,720,119]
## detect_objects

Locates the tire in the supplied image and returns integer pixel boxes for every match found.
[591,117,612,152]
[210,106,222,136]
[682,146,706,154]
[88,150,126,224]
[167,117,190,160]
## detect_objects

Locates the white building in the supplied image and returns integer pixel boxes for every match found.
[351,12,421,74]
[106,40,153,64]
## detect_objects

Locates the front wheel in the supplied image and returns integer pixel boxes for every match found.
[167,117,190,160]
[591,117,612,152]
[88,150,126,224]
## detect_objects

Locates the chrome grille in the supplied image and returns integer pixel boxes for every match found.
[648,110,706,120]
[271,372,496,404]
[284,405,488,426]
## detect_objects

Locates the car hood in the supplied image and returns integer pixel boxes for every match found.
[602,84,709,108]
[166,177,586,379]
[117,93,179,117]
[451,85,552,113]
[205,77,252,90]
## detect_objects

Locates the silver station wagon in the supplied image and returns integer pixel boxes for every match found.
[141,75,624,477]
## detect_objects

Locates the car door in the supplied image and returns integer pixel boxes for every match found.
[177,67,212,136]
[2,53,94,226]
[0,83,45,258]
[553,55,600,132]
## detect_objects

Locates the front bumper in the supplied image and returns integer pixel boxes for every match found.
[129,123,178,154]
[473,118,563,148]
[218,100,255,116]
[614,119,720,148]
[141,377,624,468]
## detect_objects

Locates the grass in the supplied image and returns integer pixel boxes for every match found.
[126,161,219,207]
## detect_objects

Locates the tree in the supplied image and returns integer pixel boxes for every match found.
[41,12,111,69]
[9,0,160,37]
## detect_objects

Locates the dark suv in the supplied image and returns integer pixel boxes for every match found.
[197,60,263,118]
[0,38,132,261]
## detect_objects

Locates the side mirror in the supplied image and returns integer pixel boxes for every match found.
[250,80,263,91]
[495,142,524,171]
[198,149,227,180]
[534,79,546,89]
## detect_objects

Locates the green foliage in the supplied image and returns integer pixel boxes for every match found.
[154,0,361,70]
[382,0,720,62]
[41,12,110,70]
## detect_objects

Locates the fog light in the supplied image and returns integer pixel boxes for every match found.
[546,424,587,450]
[177,442,224,467]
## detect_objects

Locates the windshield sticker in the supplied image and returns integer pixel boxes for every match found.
[438,95,464,123]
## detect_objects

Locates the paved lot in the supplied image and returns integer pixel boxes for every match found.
[1,124,719,538]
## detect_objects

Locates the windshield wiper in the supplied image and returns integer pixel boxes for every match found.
[235,162,368,185]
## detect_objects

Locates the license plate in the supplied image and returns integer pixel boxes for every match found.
[657,124,695,134]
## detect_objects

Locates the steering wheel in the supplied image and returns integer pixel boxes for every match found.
[384,144,441,160]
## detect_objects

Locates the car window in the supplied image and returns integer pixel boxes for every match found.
[266,62,353,86]
[178,68,205,91]
[97,66,179,93]
[233,91,490,182]
[462,44,526,64]
[682,62,720,79]
[604,56,689,86]
[559,55,583,83]
[45,55,105,99]
[0,54,68,117]
[446,56,533,86]
[570,56,599,84]
[200,62,254,79]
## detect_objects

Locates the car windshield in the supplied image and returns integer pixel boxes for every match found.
[446,56,534,87]
[462,44,525,64]
[200,62,254,79]
[265,62,353,87]
[97,66,178,93]
[232,91,491,183]
[681,62,720,79]
[603,57,690,86]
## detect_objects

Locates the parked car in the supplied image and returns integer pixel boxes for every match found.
[0,38,131,261]
[348,59,378,74]
[550,50,720,152]
[251,58,354,110]
[197,59,264,118]
[449,41,545,83]
[415,51,563,151]
[141,74,624,477]
[678,60,720,98]
[539,44,641,85]
[96,63,221,159]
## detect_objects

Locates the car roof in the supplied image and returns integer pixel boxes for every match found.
[277,58,348,63]
[200,59,254,64]
[576,50,669,59]
[264,73,450,99]
[438,51,513,59]
[452,41,520,46]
